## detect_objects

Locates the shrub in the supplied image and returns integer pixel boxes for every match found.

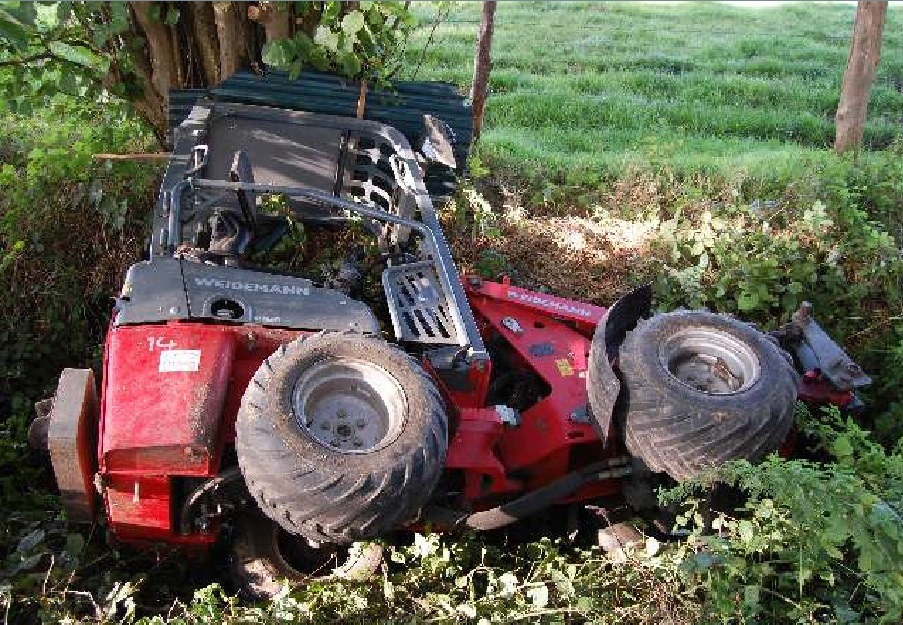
[663,406,903,623]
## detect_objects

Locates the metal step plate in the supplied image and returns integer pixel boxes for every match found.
[382,261,460,344]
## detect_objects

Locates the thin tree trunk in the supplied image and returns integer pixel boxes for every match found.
[130,2,178,98]
[835,1,887,153]
[213,2,250,81]
[470,1,496,141]
[191,1,221,85]
[126,3,175,145]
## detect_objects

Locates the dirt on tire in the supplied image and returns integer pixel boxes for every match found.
[612,310,798,482]
[235,331,448,545]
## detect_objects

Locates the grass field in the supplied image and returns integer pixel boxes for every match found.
[403,1,903,180]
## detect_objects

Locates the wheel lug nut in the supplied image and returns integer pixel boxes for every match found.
[320,422,330,430]
[353,438,363,447]
[356,418,366,429]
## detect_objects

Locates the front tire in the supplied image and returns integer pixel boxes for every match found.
[236,332,448,545]
[615,311,797,482]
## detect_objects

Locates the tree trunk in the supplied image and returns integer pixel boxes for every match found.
[470,1,497,141]
[212,2,250,82]
[128,2,178,141]
[83,2,376,146]
[835,1,887,153]
[190,2,222,85]
[248,2,292,43]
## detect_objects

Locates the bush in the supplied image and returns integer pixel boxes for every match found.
[0,97,158,408]
[663,407,903,623]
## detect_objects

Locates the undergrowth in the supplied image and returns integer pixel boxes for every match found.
[4,408,900,623]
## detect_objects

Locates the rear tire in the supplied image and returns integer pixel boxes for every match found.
[236,332,447,545]
[231,507,383,600]
[615,311,797,482]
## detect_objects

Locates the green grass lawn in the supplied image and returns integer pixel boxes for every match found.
[403,1,903,181]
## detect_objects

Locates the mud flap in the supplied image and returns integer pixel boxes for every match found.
[587,285,653,445]
[46,369,99,523]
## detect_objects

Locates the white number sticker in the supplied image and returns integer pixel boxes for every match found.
[147,336,176,351]
[159,350,201,372]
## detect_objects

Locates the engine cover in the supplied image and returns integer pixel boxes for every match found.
[115,259,379,333]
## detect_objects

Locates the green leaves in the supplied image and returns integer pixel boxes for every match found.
[651,191,902,331]
[47,41,97,69]
[340,10,365,39]
[262,37,295,67]
[262,2,417,83]
[0,10,29,49]
[662,405,903,622]
[314,25,340,53]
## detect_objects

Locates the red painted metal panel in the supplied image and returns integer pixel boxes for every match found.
[471,296,604,473]
[463,275,610,502]
[99,322,306,544]
[463,275,607,334]
[105,475,174,539]
[216,326,305,444]
[101,324,235,476]
[445,408,522,500]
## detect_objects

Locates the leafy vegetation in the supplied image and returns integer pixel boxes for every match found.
[3,1,903,623]
[262,1,418,80]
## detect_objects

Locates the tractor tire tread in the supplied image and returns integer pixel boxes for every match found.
[615,311,797,482]
[236,332,447,545]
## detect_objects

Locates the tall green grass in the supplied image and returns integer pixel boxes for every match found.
[404,1,903,182]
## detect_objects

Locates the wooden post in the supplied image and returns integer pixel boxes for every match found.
[470,1,497,141]
[835,1,888,153]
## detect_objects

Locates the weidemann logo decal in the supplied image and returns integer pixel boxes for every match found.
[194,277,310,296]
[507,290,593,317]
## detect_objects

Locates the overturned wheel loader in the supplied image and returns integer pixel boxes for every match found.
[31,78,869,598]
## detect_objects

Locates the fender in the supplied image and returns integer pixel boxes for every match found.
[588,285,653,445]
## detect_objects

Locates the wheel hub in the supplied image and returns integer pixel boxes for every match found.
[292,357,407,453]
[659,327,761,395]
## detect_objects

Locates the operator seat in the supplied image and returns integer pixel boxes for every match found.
[207,150,289,256]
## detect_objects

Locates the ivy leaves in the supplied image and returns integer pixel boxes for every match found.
[261,2,417,81]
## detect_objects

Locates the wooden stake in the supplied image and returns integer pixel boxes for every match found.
[92,153,173,161]
[356,80,369,119]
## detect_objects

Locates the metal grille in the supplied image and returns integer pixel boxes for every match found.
[382,261,459,345]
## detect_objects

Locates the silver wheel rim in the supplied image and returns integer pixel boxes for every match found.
[292,357,407,454]
[659,327,761,395]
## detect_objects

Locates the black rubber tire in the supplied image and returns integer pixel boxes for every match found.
[235,331,448,545]
[612,311,798,482]
[231,507,383,600]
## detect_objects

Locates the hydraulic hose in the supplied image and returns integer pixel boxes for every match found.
[424,460,632,532]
